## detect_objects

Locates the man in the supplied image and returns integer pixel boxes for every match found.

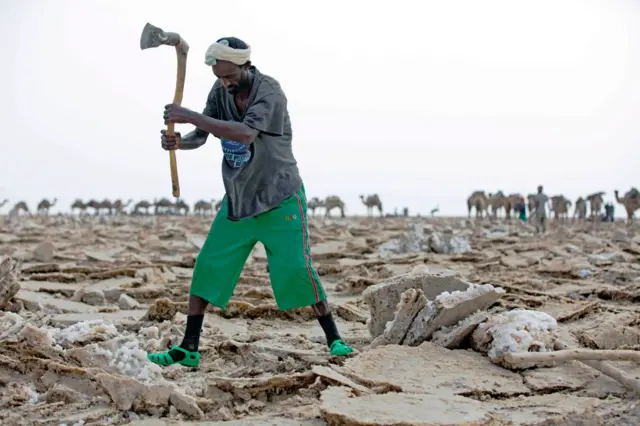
[533,185,550,234]
[146,37,353,368]
[603,203,615,222]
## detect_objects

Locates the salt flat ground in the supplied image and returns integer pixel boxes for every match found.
[0,213,639,425]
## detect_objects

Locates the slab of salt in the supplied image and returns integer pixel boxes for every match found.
[33,240,55,262]
[188,235,206,250]
[431,311,488,349]
[363,269,469,338]
[84,250,115,262]
[50,309,147,327]
[87,277,143,300]
[404,283,504,346]
[320,386,492,425]
[16,290,96,314]
[369,288,427,348]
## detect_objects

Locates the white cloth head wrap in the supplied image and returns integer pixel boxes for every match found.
[204,39,251,66]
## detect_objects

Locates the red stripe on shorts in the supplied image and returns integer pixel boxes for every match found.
[294,193,319,302]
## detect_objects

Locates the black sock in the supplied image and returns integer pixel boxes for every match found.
[168,314,204,361]
[317,313,341,348]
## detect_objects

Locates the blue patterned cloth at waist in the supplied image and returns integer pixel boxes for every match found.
[221,140,251,168]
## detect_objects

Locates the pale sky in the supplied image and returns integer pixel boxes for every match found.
[2,0,639,216]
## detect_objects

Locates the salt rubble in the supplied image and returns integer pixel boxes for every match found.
[89,338,164,383]
[404,283,504,345]
[471,309,558,369]
[366,270,504,348]
[378,223,472,256]
[55,319,119,347]
[363,270,561,372]
[0,313,165,382]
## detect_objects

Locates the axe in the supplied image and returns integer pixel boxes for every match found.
[140,22,189,198]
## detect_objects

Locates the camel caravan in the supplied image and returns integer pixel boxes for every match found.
[2,198,208,217]
[306,194,384,218]
[466,188,640,223]
[0,193,388,219]
[1,188,638,221]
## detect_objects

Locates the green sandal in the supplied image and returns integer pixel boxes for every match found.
[147,345,200,368]
[330,339,354,356]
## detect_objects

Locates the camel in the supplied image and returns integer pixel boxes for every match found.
[9,201,30,216]
[359,194,383,217]
[193,199,215,216]
[85,200,111,216]
[70,199,88,215]
[430,206,439,217]
[132,200,152,215]
[37,198,57,215]
[98,199,114,215]
[487,191,510,218]
[85,199,101,215]
[466,191,488,219]
[586,192,605,220]
[506,193,524,217]
[173,199,190,215]
[550,195,572,221]
[573,197,587,222]
[307,197,323,217]
[614,188,640,223]
[85,199,113,215]
[527,194,537,214]
[324,195,345,218]
[112,199,133,215]
[154,198,174,215]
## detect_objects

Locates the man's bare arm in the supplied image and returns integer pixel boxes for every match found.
[187,112,258,145]
[179,128,209,150]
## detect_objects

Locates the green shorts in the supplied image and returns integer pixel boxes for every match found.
[189,185,326,311]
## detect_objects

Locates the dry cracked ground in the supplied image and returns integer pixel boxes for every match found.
[1,214,640,425]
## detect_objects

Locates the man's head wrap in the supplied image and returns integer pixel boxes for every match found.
[205,37,251,66]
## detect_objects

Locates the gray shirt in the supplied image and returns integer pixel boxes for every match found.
[198,67,302,220]
[534,193,549,218]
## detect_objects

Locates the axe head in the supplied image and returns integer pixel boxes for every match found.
[140,22,184,49]
[140,23,167,50]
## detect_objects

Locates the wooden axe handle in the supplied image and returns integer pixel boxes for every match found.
[167,42,188,198]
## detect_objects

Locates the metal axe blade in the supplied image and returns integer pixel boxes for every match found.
[140,22,167,50]
[140,22,189,55]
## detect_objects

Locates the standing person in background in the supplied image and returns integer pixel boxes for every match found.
[515,197,527,222]
[533,185,550,234]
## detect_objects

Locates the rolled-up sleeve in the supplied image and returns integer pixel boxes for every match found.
[193,87,219,137]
